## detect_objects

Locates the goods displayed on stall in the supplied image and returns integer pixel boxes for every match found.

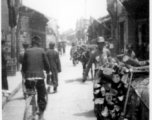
[93,55,149,120]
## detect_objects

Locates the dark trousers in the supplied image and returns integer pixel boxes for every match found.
[52,72,58,88]
[2,70,8,90]
[25,79,47,112]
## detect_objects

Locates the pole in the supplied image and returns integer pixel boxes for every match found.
[16,14,21,71]
[115,0,119,54]
[11,27,15,58]
[85,0,86,19]
[84,0,87,43]
[122,72,133,116]
[117,0,120,54]
[57,0,59,22]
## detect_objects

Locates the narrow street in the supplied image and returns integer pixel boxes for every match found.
[2,46,96,120]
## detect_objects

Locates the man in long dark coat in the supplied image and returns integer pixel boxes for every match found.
[46,42,61,93]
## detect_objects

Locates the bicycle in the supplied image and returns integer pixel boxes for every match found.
[23,80,48,120]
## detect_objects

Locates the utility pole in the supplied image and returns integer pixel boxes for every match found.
[11,27,16,58]
[85,0,86,19]
[16,13,21,71]
[57,0,59,22]
[84,0,87,43]
[113,0,118,55]
[116,0,119,54]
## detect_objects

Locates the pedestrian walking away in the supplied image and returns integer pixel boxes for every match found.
[70,42,78,66]
[46,41,61,93]
[57,42,62,56]
[22,36,51,120]
[62,42,66,55]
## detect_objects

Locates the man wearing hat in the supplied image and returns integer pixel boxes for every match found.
[83,36,111,82]
[46,41,61,93]
[22,36,50,120]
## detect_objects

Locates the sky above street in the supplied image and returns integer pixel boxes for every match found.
[22,0,108,33]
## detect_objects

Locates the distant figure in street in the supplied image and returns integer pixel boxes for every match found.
[70,42,77,66]
[46,42,61,93]
[62,42,66,55]
[2,40,11,96]
[57,42,62,55]
[22,36,50,120]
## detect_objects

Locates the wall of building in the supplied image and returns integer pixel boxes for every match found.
[117,14,128,52]
[29,13,48,48]
[1,0,9,32]
[127,15,137,45]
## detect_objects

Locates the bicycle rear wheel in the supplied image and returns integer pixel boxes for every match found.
[23,95,38,120]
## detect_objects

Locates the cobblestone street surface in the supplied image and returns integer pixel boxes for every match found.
[2,46,96,120]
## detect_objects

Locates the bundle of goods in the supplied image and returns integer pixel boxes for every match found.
[94,60,127,120]
[70,46,79,66]
[93,55,149,120]
[72,44,97,63]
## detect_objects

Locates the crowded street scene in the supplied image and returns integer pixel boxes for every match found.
[2,0,149,120]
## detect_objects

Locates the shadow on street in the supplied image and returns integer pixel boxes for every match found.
[74,110,95,118]
[9,96,25,102]
[65,78,93,84]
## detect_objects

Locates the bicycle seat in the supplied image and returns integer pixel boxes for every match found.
[25,89,37,95]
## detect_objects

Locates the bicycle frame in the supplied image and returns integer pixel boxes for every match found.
[23,81,38,120]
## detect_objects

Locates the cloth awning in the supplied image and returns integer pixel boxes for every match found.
[67,31,76,37]
[98,15,111,23]
[106,0,127,27]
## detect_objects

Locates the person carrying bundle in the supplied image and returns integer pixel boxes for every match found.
[83,36,111,82]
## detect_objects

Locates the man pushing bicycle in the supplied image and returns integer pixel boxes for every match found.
[22,36,50,120]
